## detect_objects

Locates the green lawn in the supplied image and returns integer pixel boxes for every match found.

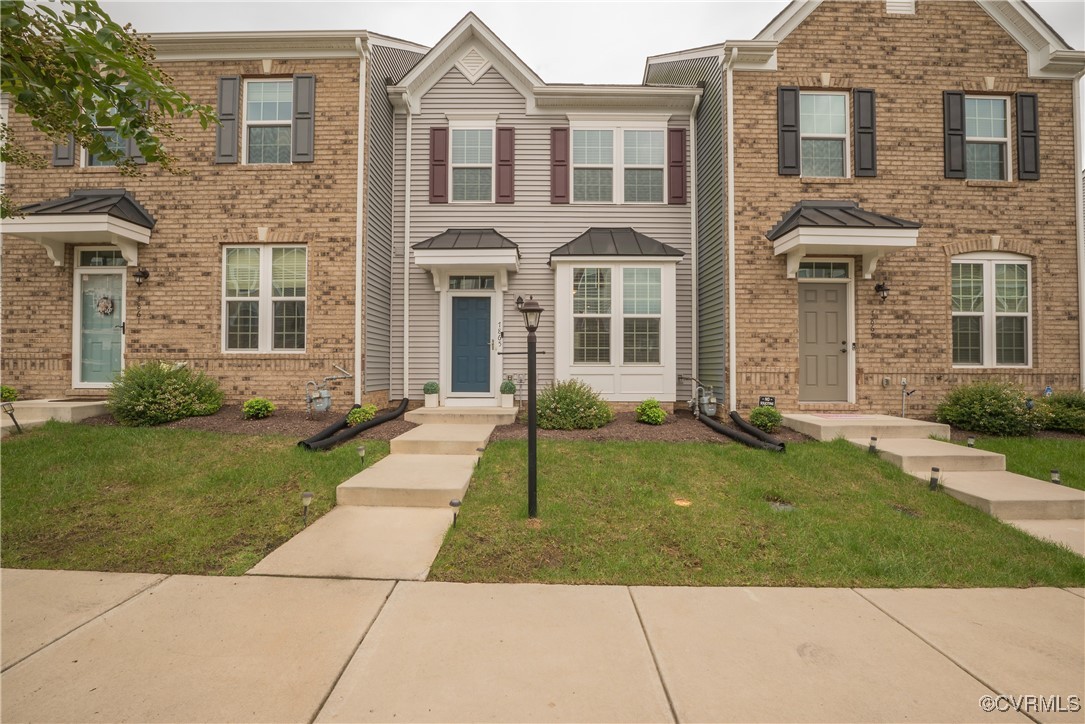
[956,436,1084,491]
[430,439,1085,587]
[1,421,384,575]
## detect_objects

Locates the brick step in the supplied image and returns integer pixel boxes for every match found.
[336,454,477,508]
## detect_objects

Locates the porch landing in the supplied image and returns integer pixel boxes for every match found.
[1,399,108,436]
[782,413,949,442]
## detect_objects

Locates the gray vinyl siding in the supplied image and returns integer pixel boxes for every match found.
[391,66,694,400]
[365,44,423,393]
[646,57,725,394]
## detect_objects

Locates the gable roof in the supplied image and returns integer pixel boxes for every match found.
[19,189,156,229]
[766,200,920,241]
[549,228,684,260]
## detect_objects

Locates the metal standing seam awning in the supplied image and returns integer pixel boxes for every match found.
[4,189,155,267]
[766,200,921,279]
[411,228,520,290]
[548,227,685,263]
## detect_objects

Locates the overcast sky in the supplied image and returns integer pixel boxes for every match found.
[101,1,1084,85]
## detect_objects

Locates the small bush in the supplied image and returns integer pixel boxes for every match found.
[423,381,439,395]
[1042,391,1085,434]
[537,379,614,430]
[108,361,224,427]
[242,398,275,420]
[1,385,18,402]
[346,404,378,427]
[635,398,667,425]
[500,379,516,395]
[749,406,783,433]
[935,381,1048,436]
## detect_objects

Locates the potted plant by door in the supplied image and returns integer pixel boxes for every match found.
[500,379,516,407]
[423,381,439,408]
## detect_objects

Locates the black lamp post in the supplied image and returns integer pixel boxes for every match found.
[517,295,543,518]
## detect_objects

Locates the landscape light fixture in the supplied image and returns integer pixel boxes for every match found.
[868,436,877,453]
[357,444,366,462]
[929,467,940,492]
[450,498,462,526]
[301,491,314,526]
[874,282,890,302]
[1051,470,1061,485]
[133,267,150,286]
[966,436,976,448]
[1,402,22,434]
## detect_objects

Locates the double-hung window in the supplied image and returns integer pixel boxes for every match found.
[451,128,493,202]
[964,97,1009,181]
[572,130,615,203]
[573,268,611,363]
[951,253,1030,366]
[571,127,666,203]
[623,131,665,203]
[622,268,661,363]
[799,92,848,178]
[224,246,307,352]
[86,128,128,167]
[244,80,293,164]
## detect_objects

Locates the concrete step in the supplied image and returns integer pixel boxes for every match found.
[786,413,949,442]
[1,399,108,424]
[404,406,517,426]
[337,454,477,508]
[937,470,1085,521]
[1005,519,1085,556]
[390,423,494,456]
[849,437,1004,476]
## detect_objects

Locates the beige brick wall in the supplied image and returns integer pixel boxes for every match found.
[728,0,1080,416]
[1,57,376,410]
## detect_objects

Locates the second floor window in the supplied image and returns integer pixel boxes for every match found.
[964,97,1009,181]
[800,92,847,178]
[245,80,293,164]
[572,128,666,203]
[86,128,128,167]
[451,129,493,202]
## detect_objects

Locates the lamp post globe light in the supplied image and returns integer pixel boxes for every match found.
[517,295,543,518]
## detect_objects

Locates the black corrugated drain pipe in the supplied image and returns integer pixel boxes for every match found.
[298,397,409,451]
[697,411,785,452]
[729,411,786,451]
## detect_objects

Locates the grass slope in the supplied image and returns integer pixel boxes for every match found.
[964,437,1084,491]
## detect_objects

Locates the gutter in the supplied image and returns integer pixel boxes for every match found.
[354,36,370,404]
[402,109,413,399]
[1076,71,1084,391]
[724,47,738,412]
[688,92,702,394]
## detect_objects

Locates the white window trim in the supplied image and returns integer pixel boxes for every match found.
[964,95,1012,182]
[222,244,308,354]
[799,90,850,179]
[554,258,678,402]
[951,251,1032,368]
[570,120,668,205]
[448,119,496,204]
[241,78,293,166]
[571,267,613,365]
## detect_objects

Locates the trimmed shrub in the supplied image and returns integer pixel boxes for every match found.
[749,405,783,434]
[242,398,275,420]
[108,361,224,427]
[423,381,439,395]
[935,381,1048,436]
[1042,391,1085,434]
[346,403,378,427]
[1,385,18,402]
[635,398,667,425]
[500,379,516,395]
[537,379,614,430]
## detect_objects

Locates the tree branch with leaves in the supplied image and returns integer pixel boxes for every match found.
[0,0,217,217]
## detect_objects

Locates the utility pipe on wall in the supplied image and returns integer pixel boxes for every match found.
[689,91,702,398]
[725,47,738,412]
[402,109,413,399]
[353,36,370,405]
[1075,70,1084,391]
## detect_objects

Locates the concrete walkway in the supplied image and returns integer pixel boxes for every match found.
[3,569,1083,723]
[785,414,1085,555]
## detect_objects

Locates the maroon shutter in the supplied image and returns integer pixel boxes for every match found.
[667,128,687,204]
[778,86,801,175]
[429,127,448,203]
[550,127,569,204]
[496,127,515,203]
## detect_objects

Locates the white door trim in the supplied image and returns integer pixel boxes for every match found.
[72,250,126,389]
[796,258,855,404]
[438,280,503,406]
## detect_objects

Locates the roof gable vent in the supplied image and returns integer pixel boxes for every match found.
[456,46,492,84]
[886,0,915,14]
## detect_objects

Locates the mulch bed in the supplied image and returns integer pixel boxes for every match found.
[79,406,810,445]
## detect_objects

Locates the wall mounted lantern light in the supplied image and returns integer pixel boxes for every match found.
[874,282,890,302]
[133,267,150,286]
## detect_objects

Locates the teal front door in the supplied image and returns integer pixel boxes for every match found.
[451,296,491,393]
[78,271,124,385]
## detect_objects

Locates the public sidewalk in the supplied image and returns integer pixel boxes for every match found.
[2,569,1083,723]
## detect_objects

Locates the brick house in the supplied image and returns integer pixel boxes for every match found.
[646,0,1085,416]
[1,31,424,407]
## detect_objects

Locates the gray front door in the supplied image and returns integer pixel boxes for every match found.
[451,296,491,393]
[798,283,848,402]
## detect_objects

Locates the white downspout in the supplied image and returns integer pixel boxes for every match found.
[354,36,370,404]
[1075,71,1084,391]
[402,110,413,399]
[689,92,702,393]
[725,48,738,412]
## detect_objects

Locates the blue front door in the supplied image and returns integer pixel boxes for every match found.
[452,296,491,393]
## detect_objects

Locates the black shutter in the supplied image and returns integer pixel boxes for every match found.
[943,91,966,179]
[292,74,316,163]
[778,86,800,176]
[52,134,76,167]
[853,89,876,177]
[125,136,146,165]
[215,76,240,164]
[1016,93,1039,181]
